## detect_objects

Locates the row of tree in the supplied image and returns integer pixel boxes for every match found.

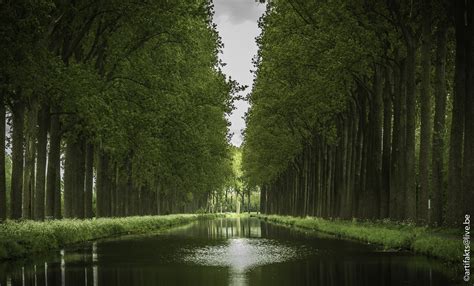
[0,0,235,220]
[244,0,473,226]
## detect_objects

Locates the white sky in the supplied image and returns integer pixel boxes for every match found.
[212,0,266,147]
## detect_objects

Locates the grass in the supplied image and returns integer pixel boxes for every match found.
[0,213,218,261]
[257,214,464,263]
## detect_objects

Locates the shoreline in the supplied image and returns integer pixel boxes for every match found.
[0,214,219,261]
[256,214,463,263]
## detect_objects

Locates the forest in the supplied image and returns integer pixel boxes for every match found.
[0,1,470,285]
[0,0,239,220]
[243,0,473,227]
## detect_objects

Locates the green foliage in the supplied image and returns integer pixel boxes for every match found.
[0,214,219,260]
[242,0,378,186]
[2,0,236,213]
[259,215,463,262]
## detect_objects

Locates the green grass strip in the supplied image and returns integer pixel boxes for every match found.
[257,214,463,262]
[0,214,218,261]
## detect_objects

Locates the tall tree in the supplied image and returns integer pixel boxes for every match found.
[446,0,467,226]
[0,91,6,221]
[23,100,38,219]
[45,108,61,219]
[418,0,433,224]
[34,105,49,220]
[431,23,447,226]
[10,99,25,219]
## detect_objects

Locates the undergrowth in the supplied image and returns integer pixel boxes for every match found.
[0,214,217,260]
[258,214,463,262]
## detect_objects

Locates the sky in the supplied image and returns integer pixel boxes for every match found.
[212,0,266,147]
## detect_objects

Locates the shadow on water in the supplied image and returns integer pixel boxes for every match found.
[0,217,459,286]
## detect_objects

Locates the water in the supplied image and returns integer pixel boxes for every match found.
[0,217,458,286]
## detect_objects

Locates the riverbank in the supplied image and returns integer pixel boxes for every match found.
[257,214,463,263]
[0,214,217,261]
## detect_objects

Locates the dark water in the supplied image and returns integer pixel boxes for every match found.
[0,217,459,286]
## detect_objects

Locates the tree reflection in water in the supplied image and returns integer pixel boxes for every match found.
[0,218,457,286]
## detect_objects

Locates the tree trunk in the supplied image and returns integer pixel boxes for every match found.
[63,139,73,218]
[84,143,94,218]
[0,92,6,221]
[247,189,251,214]
[96,150,112,217]
[390,58,407,220]
[109,161,116,216]
[64,136,86,218]
[381,67,392,218]
[446,0,467,226]
[23,102,38,219]
[369,66,383,219]
[46,107,61,219]
[431,24,447,226]
[34,105,49,220]
[235,189,240,214]
[390,61,401,220]
[418,0,432,224]
[405,37,417,222]
[10,100,25,220]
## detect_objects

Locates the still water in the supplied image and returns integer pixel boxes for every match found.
[0,217,458,286]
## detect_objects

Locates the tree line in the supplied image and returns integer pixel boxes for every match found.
[243,0,473,226]
[0,0,235,221]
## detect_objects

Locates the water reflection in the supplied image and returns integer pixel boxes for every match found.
[182,238,303,286]
[169,217,261,239]
[0,217,457,286]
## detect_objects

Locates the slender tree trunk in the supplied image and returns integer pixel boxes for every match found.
[446,0,467,226]
[353,96,364,218]
[34,105,49,220]
[381,67,392,218]
[63,139,73,218]
[109,161,116,216]
[96,150,110,217]
[0,92,6,221]
[369,66,383,219]
[156,181,161,215]
[405,37,417,221]
[23,101,38,219]
[358,93,369,218]
[76,141,85,218]
[349,109,358,218]
[431,24,447,226]
[64,136,86,218]
[247,189,251,214]
[399,59,408,220]
[46,107,61,219]
[390,60,402,220]
[10,100,25,220]
[347,105,357,218]
[418,0,432,224]
[84,143,94,218]
[96,150,104,217]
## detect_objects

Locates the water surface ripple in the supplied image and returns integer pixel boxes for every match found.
[0,217,458,286]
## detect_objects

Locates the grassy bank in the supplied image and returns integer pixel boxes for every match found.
[258,214,463,263]
[0,214,216,261]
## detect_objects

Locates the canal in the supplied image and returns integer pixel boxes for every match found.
[0,217,456,285]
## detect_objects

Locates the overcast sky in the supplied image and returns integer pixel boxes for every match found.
[212,0,266,147]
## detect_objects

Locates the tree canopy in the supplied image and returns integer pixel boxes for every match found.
[243,0,473,226]
[1,0,237,219]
